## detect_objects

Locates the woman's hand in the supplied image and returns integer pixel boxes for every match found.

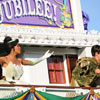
[84,84,90,87]
[95,68,100,74]
[28,50,54,66]
[42,50,54,59]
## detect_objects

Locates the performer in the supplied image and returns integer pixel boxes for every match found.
[72,45,100,87]
[0,36,53,84]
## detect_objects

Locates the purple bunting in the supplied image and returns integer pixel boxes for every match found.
[34,93,41,100]
[23,92,30,100]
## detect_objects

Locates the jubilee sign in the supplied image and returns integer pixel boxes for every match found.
[0,0,74,29]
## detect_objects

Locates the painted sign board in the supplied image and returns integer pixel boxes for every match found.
[0,0,74,29]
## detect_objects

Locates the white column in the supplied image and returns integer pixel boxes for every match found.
[63,55,70,86]
[78,47,92,59]
[70,0,84,31]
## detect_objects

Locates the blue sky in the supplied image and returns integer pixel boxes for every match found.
[81,0,100,32]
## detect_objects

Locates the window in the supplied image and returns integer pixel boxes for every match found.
[47,56,66,84]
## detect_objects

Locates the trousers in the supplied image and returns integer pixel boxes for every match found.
[90,77,100,87]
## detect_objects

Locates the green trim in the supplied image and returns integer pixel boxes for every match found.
[46,89,75,92]
[36,90,86,100]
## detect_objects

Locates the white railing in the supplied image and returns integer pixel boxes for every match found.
[0,84,100,98]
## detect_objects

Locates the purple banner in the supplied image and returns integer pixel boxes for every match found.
[0,0,74,28]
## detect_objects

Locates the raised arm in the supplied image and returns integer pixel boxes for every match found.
[21,50,54,66]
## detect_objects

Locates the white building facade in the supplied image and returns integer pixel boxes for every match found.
[0,0,100,90]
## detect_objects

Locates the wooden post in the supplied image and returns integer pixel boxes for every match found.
[30,86,35,93]
[90,89,94,95]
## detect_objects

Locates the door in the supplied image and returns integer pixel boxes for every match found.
[66,55,78,83]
